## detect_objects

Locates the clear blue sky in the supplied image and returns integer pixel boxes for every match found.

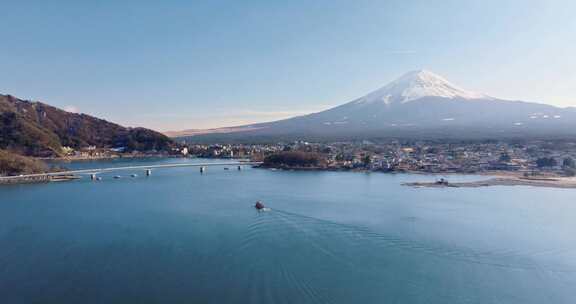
[1,0,575,131]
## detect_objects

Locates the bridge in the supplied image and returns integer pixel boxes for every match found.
[0,161,263,184]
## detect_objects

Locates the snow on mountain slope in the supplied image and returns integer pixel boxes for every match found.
[352,70,489,105]
[177,70,576,141]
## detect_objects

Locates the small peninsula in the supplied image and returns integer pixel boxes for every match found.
[404,176,576,189]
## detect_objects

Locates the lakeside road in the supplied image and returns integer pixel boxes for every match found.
[404,176,576,189]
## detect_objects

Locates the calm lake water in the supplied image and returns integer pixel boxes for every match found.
[1,158,576,303]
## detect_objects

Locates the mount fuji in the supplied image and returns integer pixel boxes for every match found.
[346,69,489,105]
[176,70,576,141]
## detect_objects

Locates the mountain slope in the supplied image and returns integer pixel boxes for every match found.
[179,70,576,142]
[0,94,175,157]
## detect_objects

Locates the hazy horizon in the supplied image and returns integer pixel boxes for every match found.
[1,0,575,131]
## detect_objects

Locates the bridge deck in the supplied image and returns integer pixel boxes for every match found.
[0,161,262,182]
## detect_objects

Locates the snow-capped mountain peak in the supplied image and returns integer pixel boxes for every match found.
[179,69,576,140]
[353,69,489,105]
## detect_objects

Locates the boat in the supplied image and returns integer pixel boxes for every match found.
[49,175,81,182]
[131,174,138,178]
[435,178,449,185]
[255,201,265,210]
[113,175,122,179]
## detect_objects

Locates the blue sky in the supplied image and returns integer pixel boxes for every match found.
[1,0,575,131]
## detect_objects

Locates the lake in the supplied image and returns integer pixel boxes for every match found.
[1,158,576,303]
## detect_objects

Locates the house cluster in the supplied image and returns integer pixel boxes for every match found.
[60,145,180,159]
[185,143,284,160]
[185,140,576,175]
[61,145,111,159]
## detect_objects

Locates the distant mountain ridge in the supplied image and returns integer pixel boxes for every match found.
[176,70,576,142]
[0,94,175,157]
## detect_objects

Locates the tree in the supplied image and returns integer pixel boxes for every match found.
[562,157,575,169]
[263,151,322,168]
[0,149,47,176]
[526,147,539,157]
[499,152,511,162]
[536,157,557,168]
[362,155,372,168]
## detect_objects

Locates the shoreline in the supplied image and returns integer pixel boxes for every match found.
[258,165,531,178]
[403,176,576,189]
[5,159,574,189]
[258,165,576,189]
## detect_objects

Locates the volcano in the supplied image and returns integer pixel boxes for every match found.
[176,70,576,142]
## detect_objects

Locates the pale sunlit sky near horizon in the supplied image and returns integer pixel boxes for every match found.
[1,0,575,131]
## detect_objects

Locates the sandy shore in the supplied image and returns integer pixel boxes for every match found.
[404,176,576,189]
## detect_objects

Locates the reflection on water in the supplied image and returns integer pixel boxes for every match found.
[1,158,576,303]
